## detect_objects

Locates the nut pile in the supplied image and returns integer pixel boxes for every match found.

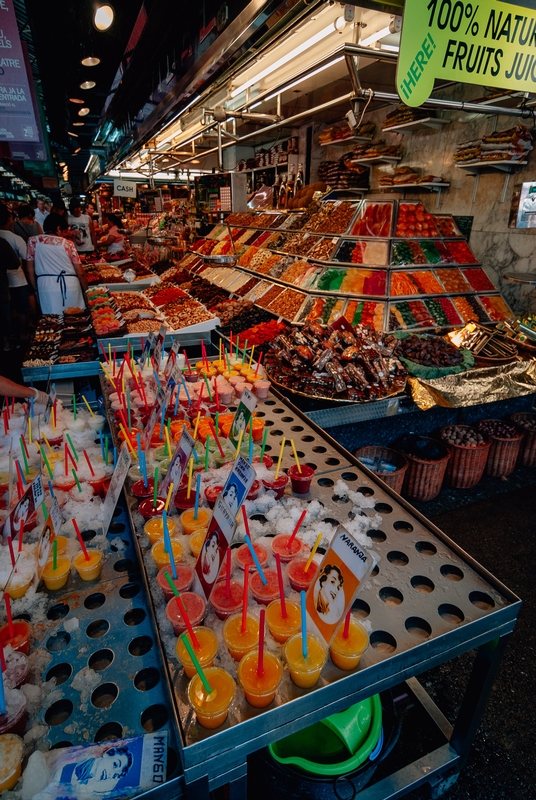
[513,416,536,432]
[441,426,487,447]
[477,420,519,439]
[394,335,463,367]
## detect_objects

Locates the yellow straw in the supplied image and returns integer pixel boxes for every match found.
[165,426,172,458]
[108,342,112,363]
[119,424,137,458]
[187,457,194,499]
[165,482,174,511]
[274,436,286,480]
[42,433,53,457]
[82,395,96,418]
[234,428,244,459]
[290,438,302,473]
[248,345,255,368]
[218,338,222,361]
[193,411,201,440]
[305,533,323,573]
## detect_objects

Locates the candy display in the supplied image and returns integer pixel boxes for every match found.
[395,202,440,238]
[394,334,464,367]
[333,239,389,265]
[303,201,358,234]
[351,202,393,237]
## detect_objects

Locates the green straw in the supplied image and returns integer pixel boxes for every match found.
[72,394,77,421]
[19,436,29,475]
[66,433,79,462]
[41,501,48,521]
[180,633,213,694]
[153,466,159,509]
[104,436,109,466]
[72,468,82,493]
[39,445,53,480]
[205,435,210,472]
[53,539,57,570]
[260,428,268,463]
[203,375,212,402]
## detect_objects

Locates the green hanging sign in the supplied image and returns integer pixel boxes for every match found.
[397,0,536,107]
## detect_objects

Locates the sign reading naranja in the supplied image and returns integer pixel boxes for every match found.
[397,0,536,108]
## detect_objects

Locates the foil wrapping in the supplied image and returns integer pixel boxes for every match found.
[407,360,536,410]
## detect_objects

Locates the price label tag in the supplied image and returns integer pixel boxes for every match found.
[153,325,167,368]
[228,388,257,448]
[141,387,166,451]
[102,442,132,534]
[192,497,237,601]
[139,332,156,367]
[160,428,195,504]
[164,340,180,380]
[220,455,256,517]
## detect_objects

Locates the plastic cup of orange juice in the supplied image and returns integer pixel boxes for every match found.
[330,618,369,670]
[238,649,283,708]
[188,667,235,729]
[180,507,211,535]
[284,632,328,688]
[0,733,23,791]
[73,549,103,581]
[189,528,208,558]
[144,516,177,545]
[176,627,219,678]
[42,556,71,591]
[265,599,301,644]
[54,535,68,555]
[223,612,259,661]
[0,621,31,655]
[271,533,307,564]
[151,538,183,570]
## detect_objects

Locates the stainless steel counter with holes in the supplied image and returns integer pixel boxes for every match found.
[25,494,184,794]
[115,383,520,800]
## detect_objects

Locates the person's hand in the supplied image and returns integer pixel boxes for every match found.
[31,388,50,406]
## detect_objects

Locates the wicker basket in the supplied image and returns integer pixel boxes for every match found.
[477,420,524,477]
[510,412,536,467]
[401,438,450,502]
[354,446,409,495]
[439,425,492,489]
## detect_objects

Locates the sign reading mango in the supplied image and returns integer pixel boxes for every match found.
[397,0,536,107]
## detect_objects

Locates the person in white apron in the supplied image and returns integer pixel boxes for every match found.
[26,213,88,315]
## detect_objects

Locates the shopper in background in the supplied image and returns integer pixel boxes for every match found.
[33,197,49,227]
[67,198,96,253]
[14,204,43,243]
[104,213,126,254]
[0,237,22,352]
[26,212,88,315]
[0,204,32,344]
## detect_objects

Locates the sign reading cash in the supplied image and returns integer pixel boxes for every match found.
[397,0,536,107]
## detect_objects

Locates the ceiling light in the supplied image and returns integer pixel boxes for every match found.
[359,25,391,48]
[231,22,338,98]
[74,147,81,154]
[80,80,96,90]
[94,4,114,31]
[73,121,84,126]
[263,56,345,102]
[81,56,100,67]
[334,16,346,32]
[191,159,200,164]
[68,131,79,137]
[78,107,90,116]
[69,97,84,104]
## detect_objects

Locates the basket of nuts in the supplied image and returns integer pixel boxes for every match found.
[439,425,492,489]
[476,419,524,477]
[510,412,536,467]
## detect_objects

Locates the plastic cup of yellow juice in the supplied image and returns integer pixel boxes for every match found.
[42,556,71,591]
[265,599,301,644]
[144,516,177,545]
[188,667,235,729]
[176,628,219,678]
[189,527,208,558]
[151,538,183,570]
[223,613,259,661]
[237,649,283,708]
[0,733,23,791]
[330,617,369,670]
[180,507,211,535]
[284,632,328,688]
[73,549,103,581]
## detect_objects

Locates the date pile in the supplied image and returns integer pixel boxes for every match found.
[440,425,487,447]
[476,420,520,439]
[394,335,463,367]
[266,322,407,401]
[512,415,536,433]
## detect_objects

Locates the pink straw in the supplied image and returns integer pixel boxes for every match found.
[241,566,249,633]
[275,554,287,618]
[287,510,306,548]
[225,548,231,599]
[175,595,201,649]
[255,351,263,377]
[72,519,90,560]
[18,520,23,553]
[83,450,95,477]
[6,536,15,567]
[343,610,351,639]
[257,608,265,676]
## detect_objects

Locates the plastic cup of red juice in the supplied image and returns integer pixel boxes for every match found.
[288,464,315,494]
[138,497,166,519]
[254,455,274,469]
[235,542,270,571]
[174,488,197,512]
[247,480,261,501]
[131,478,154,499]
[250,568,280,606]
[204,484,223,509]
[210,578,244,619]
[271,533,307,564]
[286,556,320,593]
[0,621,31,655]
[165,592,206,636]
[261,473,289,499]
[157,564,195,601]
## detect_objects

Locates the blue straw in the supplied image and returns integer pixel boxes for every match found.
[0,664,5,715]
[99,430,105,461]
[249,437,254,464]
[301,591,308,659]
[113,446,117,467]
[137,432,142,456]
[194,473,200,520]
[244,533,267,585]
[180,375,191,405]
[30,396,34,418]
[48,480,55,499]
[153,369,161,388]
[142,451,148,488]
[17,461,27,486]
[159,405,166,440]
[162,510,178,579]
[192,447,199,464]
[174,384,180,416]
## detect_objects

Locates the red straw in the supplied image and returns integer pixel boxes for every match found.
[183,349,192,374]
[6,535,15,567]
[225,548,231,599]
[0,637,5,671]
[72,519,90,561]
[20,435,29,460]
[15,460,25,488]
[3,410,8,435]
[229,331,233,351]
[175,595,201,649]
[241,565,249,633]
[119,409,133,438]
[343,610,351,639]
[208,421,225,457]
[255,351,264,377]
[16,481,23,500]
[99,341,110,364]
[257,608,265,676]
[288,510,306,548]
[83,450,95,477]
[3,593,14,638]
[18,520,23,553]
[241,505,251,538]
[11,397,14,414]
[275,554,287,618]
